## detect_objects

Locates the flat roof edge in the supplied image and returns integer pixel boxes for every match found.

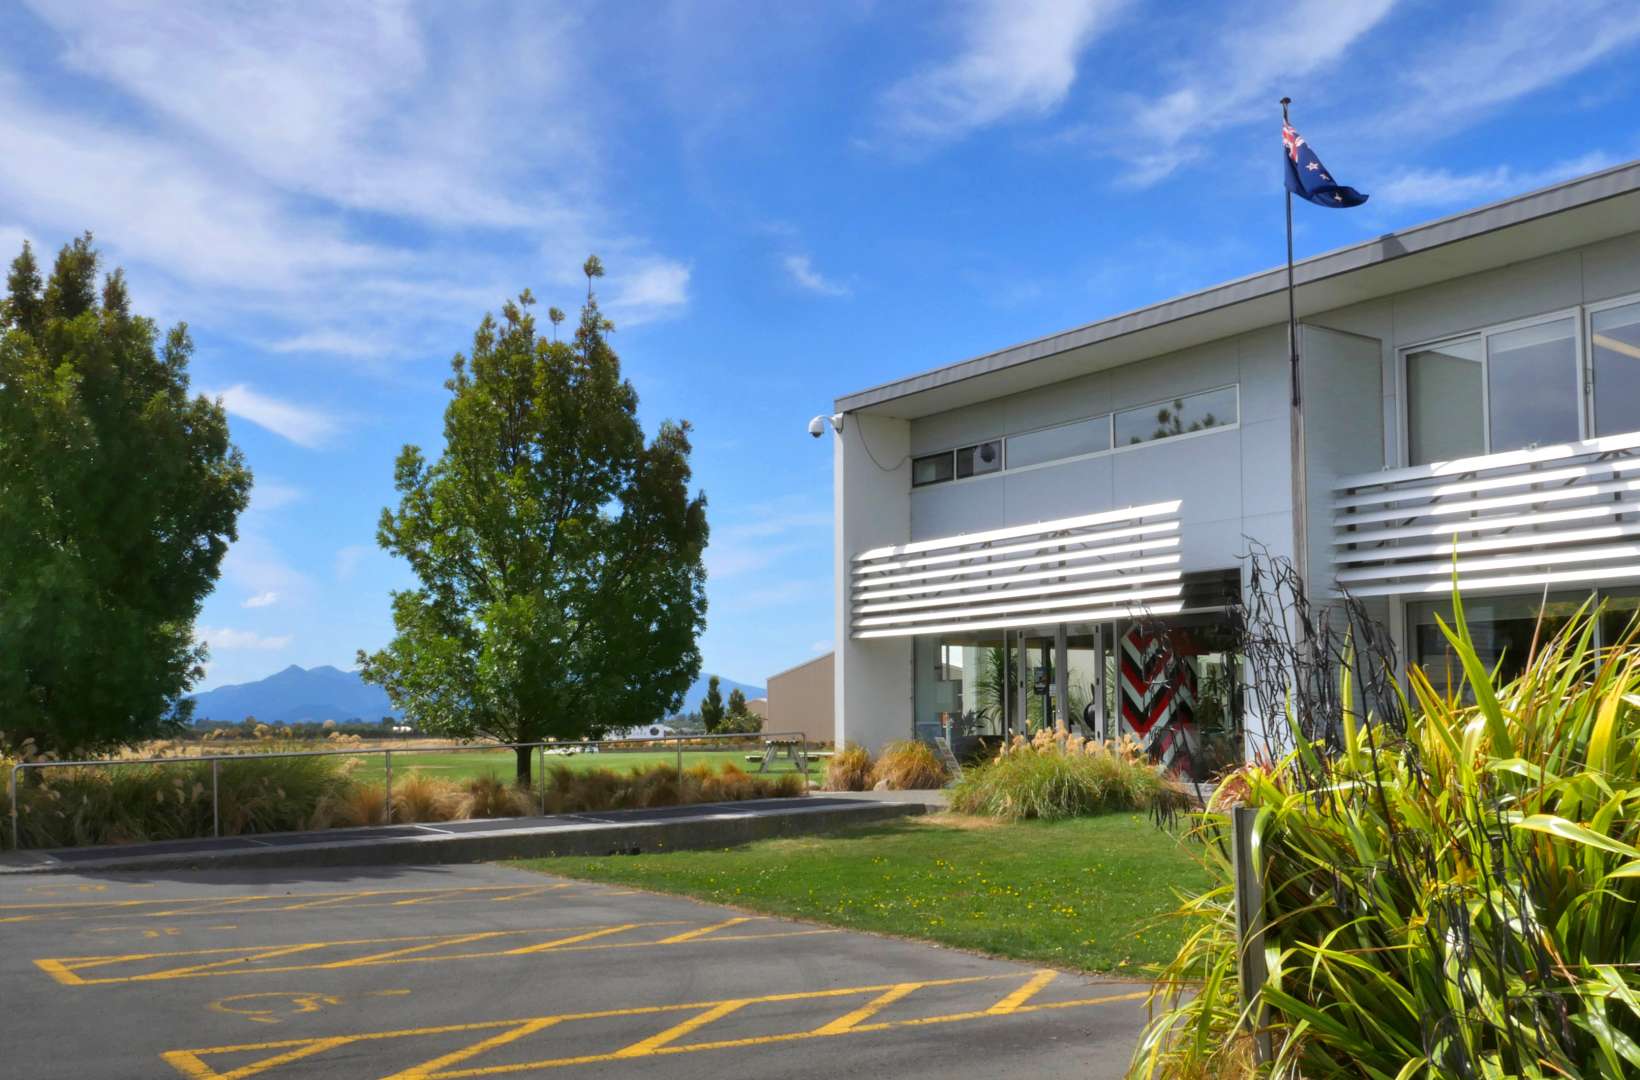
[836,159,1640,414]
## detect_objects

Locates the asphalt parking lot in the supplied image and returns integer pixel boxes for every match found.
[1,862,1151,1079]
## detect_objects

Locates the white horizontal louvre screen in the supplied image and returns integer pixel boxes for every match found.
[850,502,1185,639]
[1332,431,1640,598]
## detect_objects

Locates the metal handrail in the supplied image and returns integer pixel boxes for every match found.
[8,730,811,851]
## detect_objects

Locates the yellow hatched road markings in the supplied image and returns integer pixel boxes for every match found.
[36,918,838,986]
[159,971,1147,1079]
[0,883,581,923]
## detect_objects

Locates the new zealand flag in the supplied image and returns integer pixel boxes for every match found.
[1283,123,1368,207]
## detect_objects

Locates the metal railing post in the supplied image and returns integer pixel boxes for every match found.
[676,736,684,789]
[538,744,546,815]
[10,765,20,851]
[1233,806,1271,1063]
[384,748,393,825]
[211,758,220,838]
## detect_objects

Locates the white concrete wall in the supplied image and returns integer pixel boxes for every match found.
[1300,324,1384,593]
[833,413,911,752]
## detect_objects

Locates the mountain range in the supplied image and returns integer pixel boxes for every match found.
[187,666,766,726]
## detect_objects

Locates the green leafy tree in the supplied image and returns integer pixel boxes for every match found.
[700,675,725,733]
[358,263,709,783]
[727,687,748,717]
[0,235,251,755]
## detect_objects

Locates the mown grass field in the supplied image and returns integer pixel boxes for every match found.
[517,813,1207,973]
[348,748,814,786]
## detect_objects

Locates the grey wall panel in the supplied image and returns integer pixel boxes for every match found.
[1001,453,1116,523]
[1239,416,1293,518]
[1236,326,1290,425]
[909,477,1006,541]
[1580,231,1640,304]
[1000,371,1110,433]
[1111,429,1243,525]
[1104,337,1238,413]
[1390,250,1582,346]
[1301,325,1386,592]
[1178,515,1250,575]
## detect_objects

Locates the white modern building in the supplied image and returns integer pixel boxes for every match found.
[828,161,1640,777]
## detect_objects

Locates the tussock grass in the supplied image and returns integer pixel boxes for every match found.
[391,773,468,822]
[4,751,805,849]
[950,731,1184,821]
[871,740,947,790]
[823,744,874,791]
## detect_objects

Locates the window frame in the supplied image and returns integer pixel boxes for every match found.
[908,382,1243,492]
[1585,292,1640,439]
[1110,383,1242,454]
[1398,305,1587,467]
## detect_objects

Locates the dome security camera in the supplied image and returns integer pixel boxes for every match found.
[808,413,844,438]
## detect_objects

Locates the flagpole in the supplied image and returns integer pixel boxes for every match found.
[1281,97,1311,599]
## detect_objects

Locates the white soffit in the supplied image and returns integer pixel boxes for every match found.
[850,503,1185,639]
[1332,432,1640,597]
[838,161,1640,419]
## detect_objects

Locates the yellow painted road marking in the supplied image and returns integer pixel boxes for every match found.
[654,916,752,944]
[318,931,514,969]
[613,1000,749,1057]
[808,982,920,1035]
[34,920,838,986]
[0,883,589,922]
[987,968,1057,1013]
[158,974,1146,1079]
[379,1019,563,1080]
[209,991,343,1025]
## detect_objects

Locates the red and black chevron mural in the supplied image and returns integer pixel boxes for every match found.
[1118,626,1198,775]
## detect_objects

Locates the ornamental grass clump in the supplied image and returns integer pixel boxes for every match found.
[871,740,948,790]
[824,744,874,791]
[1132,593,1640,1080]
[951,731,1183,821]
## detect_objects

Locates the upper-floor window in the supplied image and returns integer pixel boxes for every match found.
[1404,295,1640,467]
[1114,385,1238,447]
[1592,298,1640,438]
[911,383,1239,489]
[1006,415,1110,468]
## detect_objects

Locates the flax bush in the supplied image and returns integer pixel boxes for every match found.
[951,730,1186,821]
[1132,596,1640,1079]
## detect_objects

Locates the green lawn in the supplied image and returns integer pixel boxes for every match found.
[348,748,813,786]
[514,813,1207,973]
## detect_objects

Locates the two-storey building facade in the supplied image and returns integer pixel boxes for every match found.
[830,162,1640,775]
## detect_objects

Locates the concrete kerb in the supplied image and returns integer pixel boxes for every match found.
[0,795,939,875]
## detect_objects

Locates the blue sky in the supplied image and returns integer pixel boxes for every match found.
[2,1,1637,692]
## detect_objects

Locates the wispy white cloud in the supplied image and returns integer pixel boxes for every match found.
[2,3,691,359]
[209,384,338,449]
[267,330,390,360]
[1110,0,1396,186]
[1376,152,1620,208]
[1395,0,1640,132]
[705,503,831,581]
[782,254,850,297]
[604,258,692,326]
[241,591,279,609]
[248,481,303,513]
[219,533,317,609]
[809,639,832,654]
[334,544,372,583]
[880,0,1127,144]
[197,626,292,651]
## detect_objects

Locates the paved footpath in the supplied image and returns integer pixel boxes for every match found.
[0,863,1151,1079]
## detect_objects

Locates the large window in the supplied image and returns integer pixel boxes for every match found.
[1402,296,1640,466]
[1006,416,1110,469]
[1592,299,1640,437]
[912,635,1005,746]
[912,383,1238,489]
[1409,593,1584,690]
[1406,339,1483,463]
[1115,386,1238,447]
[1486,317,1579,452]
